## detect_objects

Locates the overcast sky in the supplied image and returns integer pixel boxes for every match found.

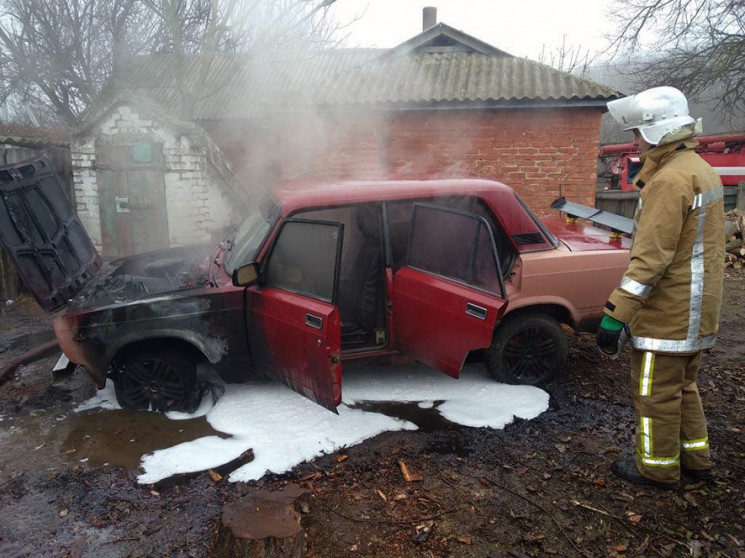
[329,0,615,61]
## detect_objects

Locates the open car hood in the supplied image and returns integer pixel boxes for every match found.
[68,243,217,310]
[0,154,101,311]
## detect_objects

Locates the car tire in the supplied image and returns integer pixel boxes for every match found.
[486,313,567,386]
[112,347,197,412]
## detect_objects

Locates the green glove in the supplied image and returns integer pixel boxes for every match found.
[597,314,627,355]
[600,315,624,331]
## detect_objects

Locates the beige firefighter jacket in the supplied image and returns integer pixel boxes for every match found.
[604,140,725,354]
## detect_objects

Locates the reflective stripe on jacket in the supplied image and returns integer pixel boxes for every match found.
[605,140,725,354]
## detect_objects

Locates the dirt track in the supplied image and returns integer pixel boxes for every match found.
[1,273,744,558]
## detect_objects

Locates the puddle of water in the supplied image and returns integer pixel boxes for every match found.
[349,400,472,457]
[349,400,454,432]
[0,411,76,475]
[61,409,231,470]
[153,448,255,490]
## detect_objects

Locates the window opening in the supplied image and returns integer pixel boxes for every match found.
[293,205,388,351]
[264,219,342,303]
[407,203,504,297]
[386,196,514,276]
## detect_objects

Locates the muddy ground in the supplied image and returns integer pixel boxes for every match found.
[0,273,743,558]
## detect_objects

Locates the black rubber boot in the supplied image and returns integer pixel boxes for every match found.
[682,467,714,482]
[611,460,678,490]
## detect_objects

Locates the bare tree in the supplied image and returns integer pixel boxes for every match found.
[0,0,154,125]
[140,0,340,121]
[0,0,341,126]
[537,35,594,77]
[607,0,745,116]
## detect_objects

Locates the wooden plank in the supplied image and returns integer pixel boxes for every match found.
[127,168,169,254]
[97,169,118,258]
[113,146,133,258]
[598,184,742,216]
[127,143,168,255]
[95,143,171,258]
[724,184,737,212]
[594,190,639,220]
[595,191,640,201]
[0,248,20,301]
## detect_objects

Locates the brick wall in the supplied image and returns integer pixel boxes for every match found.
[71,105,242,256]
[203,106,602,214]
[70,138,102,248]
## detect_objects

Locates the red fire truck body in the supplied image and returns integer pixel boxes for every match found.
[599,134,745,196]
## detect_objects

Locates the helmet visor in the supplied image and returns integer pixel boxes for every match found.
[607,95,651,131]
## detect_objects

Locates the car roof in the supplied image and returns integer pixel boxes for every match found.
[270,176,516,215]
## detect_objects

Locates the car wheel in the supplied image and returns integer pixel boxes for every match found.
[113,347,197,412]
[486,314,567,385]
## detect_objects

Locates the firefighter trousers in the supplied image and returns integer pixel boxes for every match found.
[630,349,711,484]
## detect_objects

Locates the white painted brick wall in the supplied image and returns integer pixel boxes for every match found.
[70,136,103,249]
[70,103,241,254]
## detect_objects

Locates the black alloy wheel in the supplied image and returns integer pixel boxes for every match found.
[113,347,196,412]
[486,314,568,385]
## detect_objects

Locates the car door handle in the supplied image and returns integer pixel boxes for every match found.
[465,303,488,320]
[305,313,323,329]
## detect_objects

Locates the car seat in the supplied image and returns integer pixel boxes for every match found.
[340,206,383,348]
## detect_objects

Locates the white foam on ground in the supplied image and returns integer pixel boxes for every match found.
[342,364,548,429]
[78,364,549,484]
[75,380,121,411]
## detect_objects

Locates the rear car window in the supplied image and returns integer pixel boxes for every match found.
[407,204,503,296]
[386,196,514,276]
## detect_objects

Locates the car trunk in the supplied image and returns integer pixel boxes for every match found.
[541,216,632,252]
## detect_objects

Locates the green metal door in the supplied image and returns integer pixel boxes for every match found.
[96,143,169,259]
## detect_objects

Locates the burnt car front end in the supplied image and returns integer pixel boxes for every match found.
[0,154,285,411]
[52,244,246,386]
[51,197,279,411]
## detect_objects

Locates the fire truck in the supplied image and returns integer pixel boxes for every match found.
[598,133,745,210]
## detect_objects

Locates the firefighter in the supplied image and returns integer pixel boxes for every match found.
[597,86,725,488]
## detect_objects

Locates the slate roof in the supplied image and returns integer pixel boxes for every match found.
[110,22,620,121]
[0,123,71,147]
[74,93,202,136]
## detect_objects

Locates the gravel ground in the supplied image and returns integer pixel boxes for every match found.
[0,273,743,558]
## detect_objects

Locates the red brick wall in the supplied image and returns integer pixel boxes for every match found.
[202,106,602,214]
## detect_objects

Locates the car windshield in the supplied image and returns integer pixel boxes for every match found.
[223,196,280,275]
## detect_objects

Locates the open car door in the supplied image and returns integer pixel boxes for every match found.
[247,219,344,412]
[392,203,508,378]
[0,155,101,311]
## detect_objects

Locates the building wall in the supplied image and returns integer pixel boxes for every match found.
[203,106,602,214]
[70,139,102,248]
[71,105,241,256]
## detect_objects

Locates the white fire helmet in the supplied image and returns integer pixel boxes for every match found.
[607,86,697,145]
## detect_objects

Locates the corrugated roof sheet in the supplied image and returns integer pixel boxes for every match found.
[0,123,71,147]
[116,48,619,120]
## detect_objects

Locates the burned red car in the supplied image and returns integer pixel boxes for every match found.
[0,155,630,413]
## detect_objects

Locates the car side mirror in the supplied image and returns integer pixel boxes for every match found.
[232,262,260,287]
